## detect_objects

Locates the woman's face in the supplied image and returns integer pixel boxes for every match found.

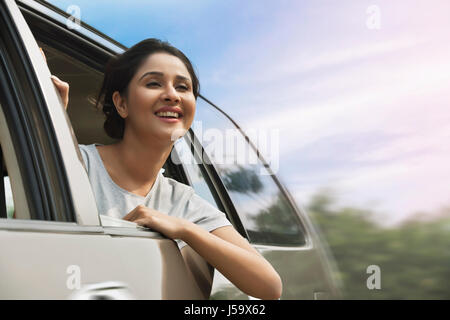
[115,52,196,144]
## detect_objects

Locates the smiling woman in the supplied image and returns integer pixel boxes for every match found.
[49,38,282,300]
[96,39,200,141]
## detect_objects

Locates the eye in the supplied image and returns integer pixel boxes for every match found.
[176,84,189,91]
[146,81,161,88]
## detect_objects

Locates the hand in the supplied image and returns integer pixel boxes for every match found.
[40,47,69,110]
[123,205,191,240]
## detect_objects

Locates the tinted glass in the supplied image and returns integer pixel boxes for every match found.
[192,98,306,246]
[173,137,219,209]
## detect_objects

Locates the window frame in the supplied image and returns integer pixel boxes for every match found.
[0,0,74,222]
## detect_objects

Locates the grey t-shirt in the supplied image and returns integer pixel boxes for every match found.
[78,143,232,250]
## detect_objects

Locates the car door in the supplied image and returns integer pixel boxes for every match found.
[179,97,343,299]
[0,0,205,299]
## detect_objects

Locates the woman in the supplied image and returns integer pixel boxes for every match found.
[46,39,282,300]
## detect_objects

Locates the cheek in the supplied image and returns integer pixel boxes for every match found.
[184,105,196,128]
[184,97,196,118]
[131,87,157,109]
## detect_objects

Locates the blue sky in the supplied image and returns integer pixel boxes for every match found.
[46,0,450,226]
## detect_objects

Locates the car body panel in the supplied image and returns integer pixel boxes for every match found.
[0,225,205,299]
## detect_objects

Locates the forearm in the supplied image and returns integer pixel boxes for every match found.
[180,222,282,300]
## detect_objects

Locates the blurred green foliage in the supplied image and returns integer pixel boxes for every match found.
[306,189,450,299]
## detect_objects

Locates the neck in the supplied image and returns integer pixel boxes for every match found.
[114,132,173,187]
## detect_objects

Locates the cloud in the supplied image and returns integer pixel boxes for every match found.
[239,45,450,157]
[215,33,450,227]
[290,146,450,227]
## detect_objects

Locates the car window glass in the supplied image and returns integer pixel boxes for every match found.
[0,108,31,220]
[173,138,219,209]
[192,98,306,246]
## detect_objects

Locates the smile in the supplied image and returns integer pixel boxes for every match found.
[155,111,181,118]
[154,111,182,123]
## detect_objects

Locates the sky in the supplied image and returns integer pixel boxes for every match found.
[44,0,450,227]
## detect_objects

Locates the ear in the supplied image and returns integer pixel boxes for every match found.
[112,91,128,119]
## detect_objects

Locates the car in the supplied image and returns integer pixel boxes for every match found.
[0,0,341,299]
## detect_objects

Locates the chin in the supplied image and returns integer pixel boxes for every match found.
[154,127,188,144]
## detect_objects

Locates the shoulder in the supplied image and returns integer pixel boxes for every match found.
[78,143,103,172]
[78,144,91,167]
[159,174,195,198]
[78,143,97,155]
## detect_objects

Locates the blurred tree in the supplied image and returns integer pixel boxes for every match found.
[306,189,450,299]
[220,165,263,194]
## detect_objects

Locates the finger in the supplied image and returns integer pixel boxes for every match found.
[134,218,153,229]
[50,76,69,107]
[40,47,47,63]
[123,211,135,221]
[51,75,63,84]
[123,206,141,221]
[134,219,145,226]
[55,80,69,94]
[63,85,69,109]
[52,80,67,93]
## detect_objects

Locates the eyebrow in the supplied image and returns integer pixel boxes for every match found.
[139,71,191,83]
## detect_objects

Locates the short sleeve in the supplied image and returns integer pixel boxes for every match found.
[78,144,89,173]
[174,193,232,250]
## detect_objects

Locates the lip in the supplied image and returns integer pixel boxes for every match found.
[154,106,183,117]
[156,116,181,123]
[154,106,183,123]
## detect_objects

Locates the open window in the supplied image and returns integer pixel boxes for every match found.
[21,4,191,186]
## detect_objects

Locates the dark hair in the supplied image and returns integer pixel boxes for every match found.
[95,38,200,140]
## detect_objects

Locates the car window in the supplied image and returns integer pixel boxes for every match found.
[36,41,111,146]
[0,109,31,220]
[192,98,307,246]
[173,138,220,209]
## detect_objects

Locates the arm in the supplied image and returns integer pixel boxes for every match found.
[183,224,282,300]
[123,205,283,300]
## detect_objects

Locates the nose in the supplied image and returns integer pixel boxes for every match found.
[161,84,180,103]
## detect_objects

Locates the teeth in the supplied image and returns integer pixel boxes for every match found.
[156,111,180,118]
